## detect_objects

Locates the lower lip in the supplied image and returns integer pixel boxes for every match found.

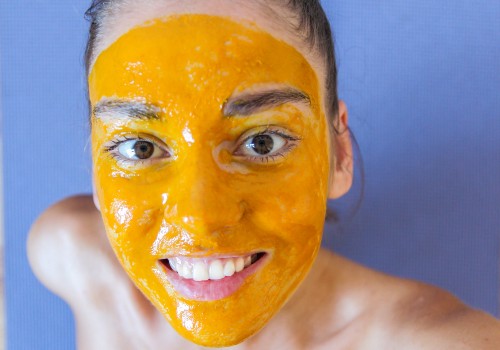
[161,255,267,301]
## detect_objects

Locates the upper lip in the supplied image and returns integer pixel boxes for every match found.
[157,250,269,260]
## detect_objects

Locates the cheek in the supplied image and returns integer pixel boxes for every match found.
[99,199,151,265]
[246,137,330,240]
[106,196,161,235]
[92,155,164,264]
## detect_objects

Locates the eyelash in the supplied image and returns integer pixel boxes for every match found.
[245,143,296,163]
[103,134,169,167]
[102,127,300,167]
[104,135,134,152]
[236,126,301,163]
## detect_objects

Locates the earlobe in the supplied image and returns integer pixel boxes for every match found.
[328,100,353,199]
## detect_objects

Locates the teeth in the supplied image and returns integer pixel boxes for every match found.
[224,259,235,277]
[235,257,244,272]
[181,263,193,279]
[193,262,209,281]
[167,254,260,281]
[170,259,178,272]
[208,260,225,280]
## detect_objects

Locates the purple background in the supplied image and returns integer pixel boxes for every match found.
[2,0,499,348]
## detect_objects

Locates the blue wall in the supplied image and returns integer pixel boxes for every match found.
[1,0,499,348]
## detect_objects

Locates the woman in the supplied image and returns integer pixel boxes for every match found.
[28,0,500,348]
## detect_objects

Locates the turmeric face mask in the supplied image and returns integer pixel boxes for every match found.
[90,15,330,347]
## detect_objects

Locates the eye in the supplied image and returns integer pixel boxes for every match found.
[104,134,170,166]
[234,127,300,162]
[117,139,161,160]
[244,134,285,156]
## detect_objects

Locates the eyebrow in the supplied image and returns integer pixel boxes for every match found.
[93,98,161,121]
[223,88,310,117]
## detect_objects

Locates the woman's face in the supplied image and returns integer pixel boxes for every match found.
[90,14,331,346]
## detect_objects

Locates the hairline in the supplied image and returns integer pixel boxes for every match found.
[84,0,338,119]
[87,5,319,74]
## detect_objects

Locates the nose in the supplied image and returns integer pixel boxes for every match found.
[163,155,245,237]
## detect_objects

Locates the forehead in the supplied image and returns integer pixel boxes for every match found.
[89,15,319,111]
[90,0,326,82]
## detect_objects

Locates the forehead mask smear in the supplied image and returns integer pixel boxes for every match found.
[89,15,330,346]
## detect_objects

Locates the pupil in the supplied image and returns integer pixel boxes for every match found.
[251,135,274,155]
[134,141,154,159]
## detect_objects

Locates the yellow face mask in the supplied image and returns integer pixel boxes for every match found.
[90,15,330,347]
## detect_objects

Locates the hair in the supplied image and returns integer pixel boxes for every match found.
[84,0,340,122]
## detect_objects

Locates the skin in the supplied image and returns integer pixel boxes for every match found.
[89,15,332,346]
[27,1,500,349]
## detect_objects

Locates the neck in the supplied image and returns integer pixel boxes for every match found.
[235,249,365,349]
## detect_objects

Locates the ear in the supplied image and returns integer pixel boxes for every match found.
[328,100,353,199]
[92,177,101,212]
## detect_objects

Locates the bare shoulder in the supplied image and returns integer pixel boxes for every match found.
[27,195,119,303]
[340,256,500,349]
[387,279,500,349]
[316,252,500,349]
[27,196,174,349]
[27,195,101,239]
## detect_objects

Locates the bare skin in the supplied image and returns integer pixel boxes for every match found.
[28,195,500,349]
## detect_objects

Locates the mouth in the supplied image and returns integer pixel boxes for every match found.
[159,252,267,301]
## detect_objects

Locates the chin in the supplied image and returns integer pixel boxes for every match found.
[133,248,320,347]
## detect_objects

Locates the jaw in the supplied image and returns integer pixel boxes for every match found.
[108,228,322,347]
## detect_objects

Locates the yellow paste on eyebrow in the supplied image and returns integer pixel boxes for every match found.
[90,15,330,347]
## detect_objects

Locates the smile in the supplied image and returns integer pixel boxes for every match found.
[160,252,267,301]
